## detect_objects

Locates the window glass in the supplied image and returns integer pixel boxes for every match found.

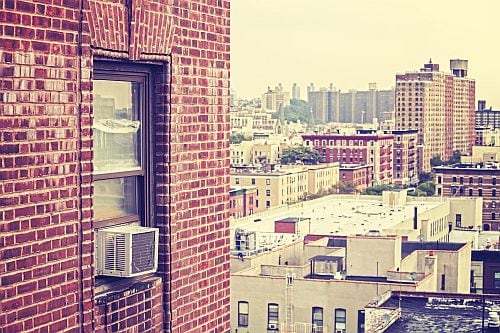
[335,308,347,330]
[93,80,141,174]
[268,303,279,328]
[238,301,249,327]
[94,177,138,220]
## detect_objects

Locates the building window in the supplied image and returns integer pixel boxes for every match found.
[478,177,483,185]
[437,176,442,184]
[493,213,496,221]
[236,178,240,185]
[459,177,463,184]
[251,178,256,185]
[357,310,365,333]
[469,189,473,196]
[469,177,473,185]
[456,214,462,227]
[266,189,271,196]
[93,62,154,229]
[452,188,457,195]
[437,188,442,195]
[493,189,497,197]
[335,308,347,331]
[268,303,279,330]
[479,189,483,197]
[256,200,259,208]
[493,178,497,186]
[441,274,446,290]
[452,176,457,183]
[238,301,249,327]
[266,179,271,185]
[312,307,323,331]
[266,200,271,208]
[495,272,500,289]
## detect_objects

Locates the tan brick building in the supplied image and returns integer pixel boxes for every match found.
[0,1,230,332]
[395,60,475,172]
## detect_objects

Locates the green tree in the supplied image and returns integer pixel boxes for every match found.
[230,133,251,144]
[282,99,312,124]
[418,172,434,183]
[281,146,321,165]
[363,184,401,195]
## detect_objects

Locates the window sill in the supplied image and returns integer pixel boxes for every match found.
[95,273,162,305]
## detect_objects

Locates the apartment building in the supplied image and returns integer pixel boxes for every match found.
[434,163,500,231]
[231,234,472,332]
[395,60,475,172]
[262,84,290,111]
[476,100,500,129]
[0,1,230,332]
[230,163,340,212]
[339,164,374,193]
[386,129,418,186]
[302,133,394,185]
[230,187,258,219]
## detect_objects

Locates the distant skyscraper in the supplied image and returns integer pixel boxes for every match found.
[395,59,475,172]
[292,82,301,100]
[476,99,500,129]
[307,83,394,124]
[262,85,290,111]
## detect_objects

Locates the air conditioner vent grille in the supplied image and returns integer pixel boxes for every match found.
[104,233,126,272]
[131,232,156,274]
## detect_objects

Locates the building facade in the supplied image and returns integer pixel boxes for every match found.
[262,84,290,111]
[395,60,476,172]
[0,1,230,332]
[230,186,257,219]
[476,100,500,129]
[386,130,418,186]
[339,164,374,193]
[302,133,394,185]
[434,164,500,231]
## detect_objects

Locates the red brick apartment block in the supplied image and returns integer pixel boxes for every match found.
[0,1,230,332]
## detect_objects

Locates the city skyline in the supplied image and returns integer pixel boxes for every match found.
[231,0,500,107]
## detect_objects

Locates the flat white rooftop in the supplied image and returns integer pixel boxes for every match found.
[232,194,443,237]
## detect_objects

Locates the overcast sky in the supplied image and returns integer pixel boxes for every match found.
[231,0,500,107]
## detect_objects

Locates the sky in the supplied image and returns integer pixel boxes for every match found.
[231,0,500,107]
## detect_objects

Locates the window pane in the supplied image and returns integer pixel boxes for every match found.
[93,80,141,174]
[94,177,139,220]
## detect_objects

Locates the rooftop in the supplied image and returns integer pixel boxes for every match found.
[382,294,500,332]
[232,194,442,239]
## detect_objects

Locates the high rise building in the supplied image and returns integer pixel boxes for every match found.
[308,84,394,124]
[292,82,301,100]
[395,59,476,172]
[0,1,230,332]
[262,84,290,111]
[476,100,500,129]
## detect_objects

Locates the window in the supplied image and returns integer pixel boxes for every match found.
[493,178,497,186]
[236,178,240,185]
[437,188,442,195]
[266,189,271,196]
[469,177,473,185]
[493,213,496,221]
[312,307,323,331]
[238,301,249,327]
[441,274,446,290]
[479,189,483,197]
[357,310,365,333]
[268,303,279,330]
[93,62,154,229]
[256,200,259,208]
[335,308,346,331]
[452,176,457,183]
[495,272,500,289]
[266,200,270,208]
[437,176,442,184]
[251,178,256,185]
[478,177,483,185]
[266,179,271,185]
[469,189,473,196]
[459,177,463,184]
[456,214,462,228]
[493,189,497,197]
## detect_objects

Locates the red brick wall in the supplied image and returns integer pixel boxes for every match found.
[0,0,230,332]
[275,221,296,234]
[94,277,164,333]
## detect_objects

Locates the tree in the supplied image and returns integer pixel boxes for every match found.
[430,155,444,167]
[282,99,312,124]
[418,172,434,183]
[230,133,251,144]
[363,184,401,195]
[281,146,321,165]
[417,181,435,196]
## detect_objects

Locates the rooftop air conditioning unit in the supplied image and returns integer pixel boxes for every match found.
[96,225,159,277]
[268,323,278,330]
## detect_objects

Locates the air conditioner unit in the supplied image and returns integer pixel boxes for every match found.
[268,323,278,330]
[96,225,159,277]
[335,329,346,333]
